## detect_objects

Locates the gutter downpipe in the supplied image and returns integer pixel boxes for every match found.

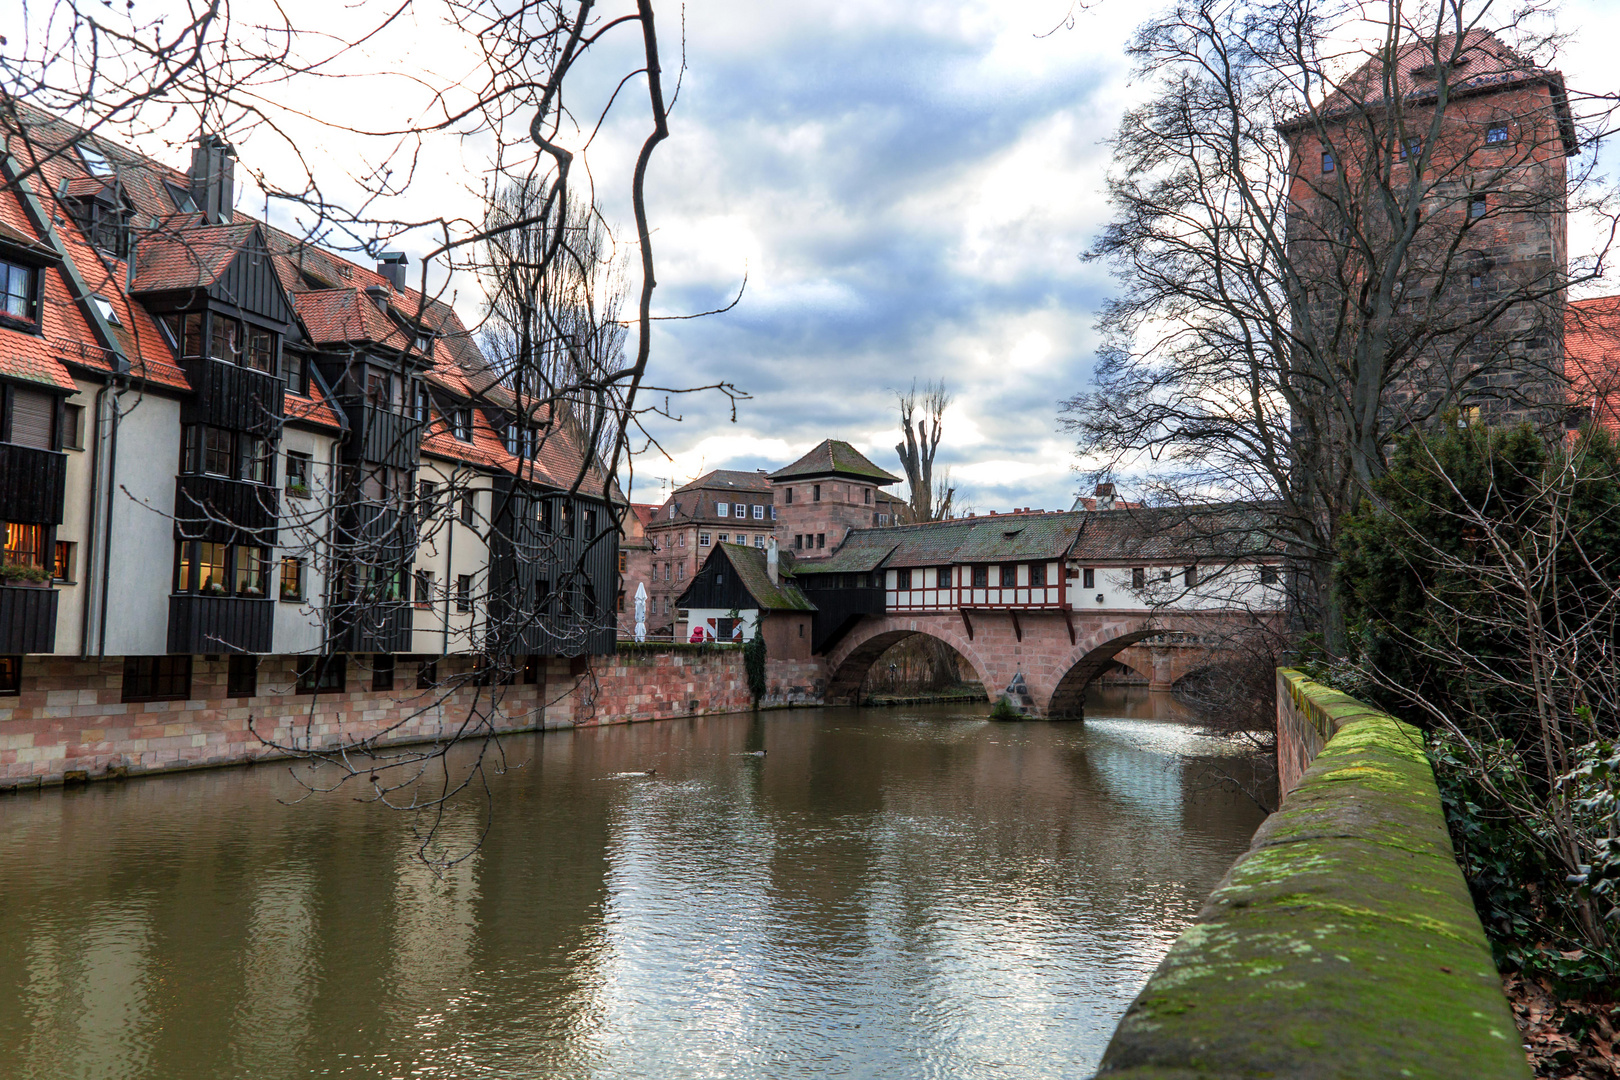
[442,464,458,657]
[95,385,121,657]
[78,377,112,656]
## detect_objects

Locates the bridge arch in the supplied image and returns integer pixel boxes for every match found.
[824,619,991,705]
[1046,629,1161,718]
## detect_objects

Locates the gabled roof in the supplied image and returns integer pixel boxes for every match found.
[129,221,254,293]
[791,539,896,575]
[1066,504,1284,562]
[683,542,816,612]
[768,439,899,483]
[1282,30,1578,154]
[675,468,772,494]
[835,511,1086,568]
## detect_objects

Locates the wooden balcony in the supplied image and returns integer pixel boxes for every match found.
[351,405,422,469]
[801,585,885,654]
[0,583,58,653]
[0,442,67,526]
[167,593,275,654]
[179,357,285,432]
[330,601,413,654]
[174,474,279,545]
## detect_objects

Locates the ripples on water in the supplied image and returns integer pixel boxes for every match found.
[0,692,1265,1079]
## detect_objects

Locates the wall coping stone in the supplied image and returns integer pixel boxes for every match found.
[1092,668,1529,1080]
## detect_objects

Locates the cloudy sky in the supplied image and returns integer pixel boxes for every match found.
[33,0,1620,512]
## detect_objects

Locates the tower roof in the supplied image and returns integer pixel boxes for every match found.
[768,439,900,483]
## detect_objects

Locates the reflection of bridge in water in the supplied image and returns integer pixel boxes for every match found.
[793,506,1284,718]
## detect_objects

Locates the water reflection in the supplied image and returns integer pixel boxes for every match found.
[0,696,1264,1079]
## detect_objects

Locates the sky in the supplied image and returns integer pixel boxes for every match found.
[22,0,1620,513]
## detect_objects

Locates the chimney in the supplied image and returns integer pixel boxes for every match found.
[377,251,408,290]
[1094,483,1116,512]
[766,536,779,585]
[188,134,236,224]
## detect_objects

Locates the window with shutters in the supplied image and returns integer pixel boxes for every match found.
[7,387,55,449]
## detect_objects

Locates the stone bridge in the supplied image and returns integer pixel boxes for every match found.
[823,610,1272,717]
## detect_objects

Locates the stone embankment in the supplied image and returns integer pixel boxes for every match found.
[1092,668,1528,1080]
[0,645,827,791]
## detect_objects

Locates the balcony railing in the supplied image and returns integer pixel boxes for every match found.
[174,474,279,545]
[179,357,285,432]
[0,583,58,653]
[0,442,67,525]
[167,593,275,654]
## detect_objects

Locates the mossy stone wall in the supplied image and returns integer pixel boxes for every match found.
[1091,669,1528,1080]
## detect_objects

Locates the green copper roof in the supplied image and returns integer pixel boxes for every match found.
[767,439,901,483]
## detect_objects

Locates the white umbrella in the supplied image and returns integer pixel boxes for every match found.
[634,581,648,643]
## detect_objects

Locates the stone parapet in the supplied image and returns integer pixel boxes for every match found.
[1093,669,1528,1080]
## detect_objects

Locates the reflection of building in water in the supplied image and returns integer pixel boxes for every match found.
[390,817,481,1007]
[232,869,319,1077]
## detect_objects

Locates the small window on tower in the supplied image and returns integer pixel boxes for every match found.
[1321,149,1335,173]
[1486,124,1509,144]
[1469,196,1487,219]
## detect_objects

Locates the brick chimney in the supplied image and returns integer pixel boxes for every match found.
[188,134,236,224]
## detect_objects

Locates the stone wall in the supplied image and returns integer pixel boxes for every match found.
[0,646,827,791]
[1093,669,1528,1080]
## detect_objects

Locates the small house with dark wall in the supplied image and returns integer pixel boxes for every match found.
[676,541,816,659]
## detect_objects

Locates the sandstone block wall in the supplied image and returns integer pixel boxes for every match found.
[0,647,828,791]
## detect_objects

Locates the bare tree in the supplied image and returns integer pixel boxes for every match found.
[1061,0,1617,651]
[894,379,954,523]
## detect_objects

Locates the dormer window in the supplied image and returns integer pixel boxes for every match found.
[165,182,197,213]
[450,407,472,441]
[0,260,39,327]
[76,144,114,178]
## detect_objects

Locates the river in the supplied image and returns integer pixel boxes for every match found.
[0,691,1266,1079]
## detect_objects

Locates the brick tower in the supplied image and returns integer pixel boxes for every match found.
[768,440,901,559]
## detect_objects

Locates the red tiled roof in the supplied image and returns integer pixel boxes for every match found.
[130,222,254,293]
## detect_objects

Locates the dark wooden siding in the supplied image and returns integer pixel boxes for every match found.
[486,479,617,656]
[174,475,279,545]
[179,357,285,433]
[0,584,58,653]
[798,583,885,654]
[681,550,759,610]
[0,442,67,525]
[353,405,422,469]
[167,594,275,653]
[329,601,412,653]
[209,244,297,326]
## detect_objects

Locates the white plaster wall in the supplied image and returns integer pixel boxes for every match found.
[683,606,757,643]
[49,378,99,655]
[101,389,181,656]
[1070,563,1285,612]
[410,458,455,656]
[274,427,337,654]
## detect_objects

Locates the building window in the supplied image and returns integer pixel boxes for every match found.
[785,488,794,504]
[1399,137,1421,161]
[450,408,472,441]
[53,541,75,583]
[176,540,268,596]
[813,484,821,502]
[668,504,676,520]
[285,451,312,496]
[1132,567,1146,589]
[895,568,912,590]
[122,656,192,703]
[864,488,872,505]
[414,569,434,607]
[1030,563,1047,588]
[999,565,1016,587]
[62,404,84,449]
[618,551,628,573]
[4,522,47,575]
[718,533,729,544]
[295,655,346,694]
[716,502,729,518]
[1082,567,1095,589]
[0,655,18,695]
[770,507,776,521]
[1486,124,1509,144]
[972,566,988,588]
[460,491,476,526]
[534,578,551,612]
[417,660,438,689]
[699,532,711,547]
[280,556,303,601]
[816,533,825,548]
[677,534,685,548]
[281,351,306,395]
[752,504,764,520]
[418,480,438,522]
[227,655,258,699]
[1184,565,1198,587]
[1321,149,1334,173]
[936,566,951,588]
[0,259,38,325]
[456,574,472,613]
[372,654,395,692]
[676,563,685,581]
[793,535,802,550]
[1469,196,1487,219]
[617,591,625,612]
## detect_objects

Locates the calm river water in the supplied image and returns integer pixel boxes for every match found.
[0,691,1265,1080]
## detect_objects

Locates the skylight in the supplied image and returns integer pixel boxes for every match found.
[90,295,120,326]
[77,143,114,178]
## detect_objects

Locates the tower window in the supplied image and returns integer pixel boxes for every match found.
[1469,197,1487,219]
[1486,124,1509,144]
[1321,150,1334,173]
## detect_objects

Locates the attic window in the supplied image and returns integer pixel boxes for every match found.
[76,144,114,178]
[90,295,120,326]
[165,182,196,213]
[449,407,472,441]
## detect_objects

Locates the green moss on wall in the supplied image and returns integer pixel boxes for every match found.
[1092,671,1529,1080]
